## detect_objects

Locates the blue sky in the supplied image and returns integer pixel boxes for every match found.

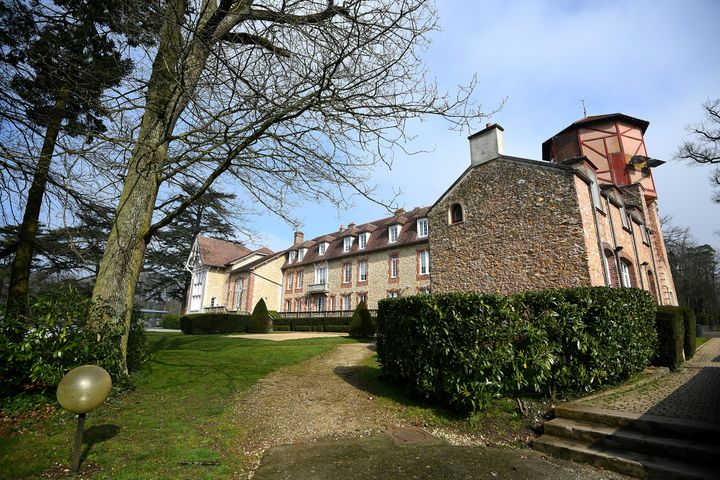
[248,0,720,251]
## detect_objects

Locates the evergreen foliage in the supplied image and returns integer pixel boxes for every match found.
[377,287,657,412]
[680,307,697,360]
[348,300,375,338]
[248,299,271,333]
[179,313,250,335]
[654,306,685,370]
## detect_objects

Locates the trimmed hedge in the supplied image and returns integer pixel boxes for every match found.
[160,314,181,329]
[273,316,352,332]
[248,299,271,333]
[377,287,657,412]
[680,307,697,359]
[180,313,250,334]
[653,306,685,370]
[349,301,375,338]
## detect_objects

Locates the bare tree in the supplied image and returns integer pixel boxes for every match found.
[675,98,720,202]
[91,0,490,368]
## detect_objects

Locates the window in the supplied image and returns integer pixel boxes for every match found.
[317,296,326,312]
[343,236,353,252]
[388,291,400,298]
[419,250,430,275]
[285,273,293,290]
[210,297,216,307]
[390,255,399,278]
[298,248,307,261]
[417,287,431,295]
[289,251,297,263]
[359,260,368,282]
[285,299,291,312]
[590,182,603,211]
[359,232,368,249]
[343,263,352,284]
[234,278,244,310]
[190,269,206,311]
[450,203,463,224]
[296,271,303,289]
[357,293,367,305]
[315,264,327,284]
[620,206,630,229]
[642,226,651,244]
[342,294,352,311]
[620,260,633,288]
[388,225,399,243]
[296,299,302,312]
[417,218,428,237]
[319,242,327,255]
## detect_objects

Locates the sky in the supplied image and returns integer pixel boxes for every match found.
[248,0,720,252]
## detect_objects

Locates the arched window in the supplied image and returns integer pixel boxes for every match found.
[450,203,464,224]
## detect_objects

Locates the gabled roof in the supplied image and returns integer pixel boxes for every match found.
[233,250,285,273]
[282,207,430,269]
[194,236,275,268]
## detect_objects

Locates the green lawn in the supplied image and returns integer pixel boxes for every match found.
[0,332,354,479]
[697,336,710,348]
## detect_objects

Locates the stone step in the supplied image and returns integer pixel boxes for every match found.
[544,417,720,465]
[532,434,719,480]
[554,404,720,443]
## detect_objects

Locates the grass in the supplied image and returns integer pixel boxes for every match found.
[342,353,547,447]
[0,332,354,479]
[697,336,710,348]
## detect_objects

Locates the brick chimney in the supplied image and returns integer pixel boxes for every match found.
[293,231,304,245]
[348,222,356,229]
[468,123,504,166]
[338,224,344,233]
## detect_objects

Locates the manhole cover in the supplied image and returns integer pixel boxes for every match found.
[386,427,436,445]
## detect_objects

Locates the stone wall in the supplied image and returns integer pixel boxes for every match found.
[428,158,591,295]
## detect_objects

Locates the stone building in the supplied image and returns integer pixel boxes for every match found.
[183,113,678,314]
[184,236,284,313]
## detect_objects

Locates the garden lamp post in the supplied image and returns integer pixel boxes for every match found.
[56,365,112,474]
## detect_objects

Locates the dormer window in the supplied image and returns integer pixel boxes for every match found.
[319,242,328,255]
[450,204,464,224]
[289,251,297,263]
[359,232,368,249]
[298,248,307,261]
[343,236,353,253]
[388,224,400,243]
[417,218,428,237]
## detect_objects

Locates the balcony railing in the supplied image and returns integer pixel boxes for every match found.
[307,282,330,293]
[277,309,377,318]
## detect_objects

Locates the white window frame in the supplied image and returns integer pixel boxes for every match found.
[285,273,293,290]
[359,260,368,282]
[285,299,291,312]
[388,291,399,298]
[342,294,352,311]
[343,263,352,284]
[359,232,368,249]
[390,255,399,278]
[358,293,367,305]
[289,251,297,263]
[343,236,353,253]
[591,181,603,211]
[620,261,632,288]
[318,242,327,255]
[419,250,430,275]
[641,226,651,244]
[417,218,428,238]
[298,248,307,261]
[317,296,326,312]
[190,268,206,312]
[315,264,328,284]
[388,224,399,243]
[234,278,244,310]
[296,271,303,289]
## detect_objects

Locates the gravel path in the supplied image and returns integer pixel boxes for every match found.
[232,343,407,474]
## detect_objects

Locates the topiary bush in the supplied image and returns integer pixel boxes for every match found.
[248,299,271,333]
[679,307,697,360]
[348,301,375,338]
[0,287,146,396]
[653,306,685,370]
[179,313,249,334]
[377,287,657,412]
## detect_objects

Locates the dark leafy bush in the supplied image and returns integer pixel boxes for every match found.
[696,312,710,325]
[248,299,271,333]
[160,314,181,329]
[376,287,657,412]
[179,313,249,334]
[272,316,352,332]
[679,308,696,359]
[0,287,146,396]
[349,301,375,338]
[654,306,685,370]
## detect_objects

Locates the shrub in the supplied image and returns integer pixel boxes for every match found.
[679,308,697,359]
[248,299,271,333]
[349,301,375,338]
[653,306,685,370]
[696,312,710,325]
[376,287,657,412]
[272,316,352,332]
[179,313,249,334]
[160,314,181,329]
[0,287,146,396]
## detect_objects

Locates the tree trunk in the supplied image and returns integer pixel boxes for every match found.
[6,92,68,315]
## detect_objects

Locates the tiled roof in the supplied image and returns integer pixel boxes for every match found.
[282,207,430,269]
[196,236,253,267]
